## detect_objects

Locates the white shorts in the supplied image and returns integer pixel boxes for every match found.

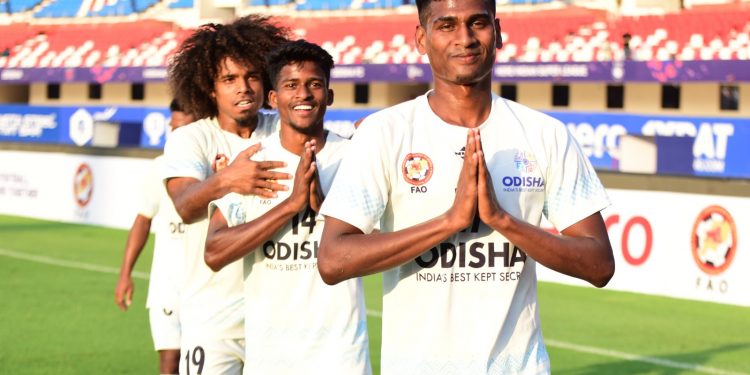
[149,307,181,351]
[180,336,245,375]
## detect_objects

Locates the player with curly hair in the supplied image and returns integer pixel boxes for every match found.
[162,15,291,375]
[204,40,372,374]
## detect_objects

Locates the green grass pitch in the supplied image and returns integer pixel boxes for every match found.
[0,215,748,374]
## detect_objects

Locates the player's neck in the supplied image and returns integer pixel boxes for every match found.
[216,115,258,139]
[279,123,327,156]
[428,79,493,128]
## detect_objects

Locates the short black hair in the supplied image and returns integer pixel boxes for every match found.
[169,98,184,112]
[415,0,496,26]
[266,40,334,90]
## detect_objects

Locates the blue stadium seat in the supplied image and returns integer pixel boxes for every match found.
[5,0,42,13]
[34,0,83,17]
[295,0,352,11]
[85,0,154,16]
[134,0,158,11]
[361,0,403,9]
[168,0,193,8]
[247,0,288,6]
[87,0,133,17]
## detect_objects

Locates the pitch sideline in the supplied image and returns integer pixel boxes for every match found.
[1,247,746,375]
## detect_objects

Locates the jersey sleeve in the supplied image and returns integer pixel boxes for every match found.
[161,124,208,182]
[208,192,248,228]
[136,159,162,218]
[543,122,610,231]
[320,117,391,234]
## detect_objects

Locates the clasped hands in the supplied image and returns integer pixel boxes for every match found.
[447,128,507,232]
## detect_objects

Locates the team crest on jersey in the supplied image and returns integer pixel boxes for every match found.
[514,151,537,173]
[691,205,737,275]
[402,153,433,186]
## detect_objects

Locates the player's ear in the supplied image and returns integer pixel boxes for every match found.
[326,88,334,106]
[495,18,503,49]
[416,25,427,55]
[268,90,278,109]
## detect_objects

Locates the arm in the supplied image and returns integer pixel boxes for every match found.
[205,141,317,271]
[167,143,292,224]
[319,214,466,285]
[318,130,481,285]
[474,131,615,287]
[482,210,614,287]
[114,214,152,311]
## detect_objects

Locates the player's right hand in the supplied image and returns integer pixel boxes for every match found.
[446,129,479,231]
[114,275,134,311]
[286,141,317,212]
[224,143,292,198]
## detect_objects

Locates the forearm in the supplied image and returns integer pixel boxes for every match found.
[168,174,229,224]
[318,214,463,285]
[205,201,299,271]
[487,213,614,287]
[119,216,152,276]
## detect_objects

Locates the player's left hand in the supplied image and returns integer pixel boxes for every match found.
[475,130,507,229]
[309,165,325,213]
[286,140,317,212]
[114,275,134,311]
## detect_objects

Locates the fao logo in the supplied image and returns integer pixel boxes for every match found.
[73,163,93,207]
[402,153,433,186]
[691,206,737,275]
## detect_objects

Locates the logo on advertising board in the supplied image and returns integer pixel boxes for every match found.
[641,120,735,175]
[143,112,167,146]
[402,153,433,186]
[69,109,94,146]
[73,163,93,207]
[691,206,737,275]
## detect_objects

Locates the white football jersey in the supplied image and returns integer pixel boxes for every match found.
[161,113,279,339]
[138,156,183,310]
[211,131,371,375]
[321,92,609,374]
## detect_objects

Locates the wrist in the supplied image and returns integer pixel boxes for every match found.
[486,211,511,232]
[440,211,468,234]
[279,197,304,216]
[212,170,232,196]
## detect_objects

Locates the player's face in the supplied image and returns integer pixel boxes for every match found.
[169,110,194,131]
[212,57,264,128]
[416,0,501,86]
[269,61,333,135]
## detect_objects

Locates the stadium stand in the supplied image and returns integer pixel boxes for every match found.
[34,0,85,18]
[167,0,192,8]
[4,0,41,13]
[86,0,159,17]
[248,0,289,6]
[1,1,749,67]
[0,21,181,68]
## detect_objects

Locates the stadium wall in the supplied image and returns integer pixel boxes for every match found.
[538,188,750,307]
[5,81,748,117]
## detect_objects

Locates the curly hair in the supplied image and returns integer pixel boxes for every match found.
[168,15,290,119]
[266,39,335,90]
